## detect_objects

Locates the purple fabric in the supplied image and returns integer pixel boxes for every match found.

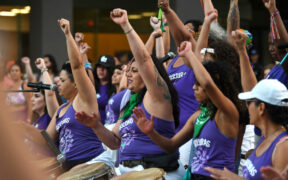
[119,102,177,162]
[56,103,104,161]
[97,84,109,124]
[105,89,127,124]
[266,64,288,88]
[242,132,288,179]
[33,113,51,130]
[191,118,236,176]
[167,56,200,132]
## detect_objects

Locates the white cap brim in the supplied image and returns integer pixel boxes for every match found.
[238,92,254,100]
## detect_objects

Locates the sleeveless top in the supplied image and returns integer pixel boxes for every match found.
[167,56,199,132]
[191,118,237,176]
[56,102,104,161]
[6,82,26,105]
[242,132,288,180]
[105,89,127,124]
[97,84,109,124]
[119,102,177,162]
[33,113,51,130]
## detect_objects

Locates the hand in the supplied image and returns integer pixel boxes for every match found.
[205,167,244,180]
[150,16,161,30]
[178,41,192,57]
[110,8,129,26]
[262,0,277,14]
[231,30,247,51]
[158,0,170,13]
[205,9,218,23]
[58,18,71,35]
[79,42,91,54]
[132,107,154,135]
[261,166,288,180]
[75,111,100,128]
[151,29,163,39]
[34,58,46,70]
[21,57,30,65]
[75,32,84,46]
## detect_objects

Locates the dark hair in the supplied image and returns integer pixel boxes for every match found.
[93,64,116,99]
[255,100,288,131]
[115,65,122,70]
[152,56,179,128]
[203,61,242,121]
[61,61,74,82]
[10,62,24,74]
[184,19,202,32]
[43,54,59,75]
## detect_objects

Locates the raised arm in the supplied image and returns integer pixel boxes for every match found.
[162,14,171,54]
[227,0,240,42]
[35,58,59,117]
[231,30,257,91]
[150,17,165,59]
[132,107,197,153]
[179,41,238,130]
[58,19,99,112]
[158,0,196,49]
[21,57,36,83]
[194,10,218,59]
[263,0,288,43]
[79,42,95,86]
[110,9,171,103]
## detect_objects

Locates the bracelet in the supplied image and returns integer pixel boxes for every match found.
[272,10,280,17]
[84,62,93,70]
[124,28,133,34]
[41,68,48,74]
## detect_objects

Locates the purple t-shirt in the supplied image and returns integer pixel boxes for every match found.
[97,84,109,124]
[167,56,200,132]
[191,118,236,177]
[119,102,177,162]
[105,89,127,124]
[56,102,104,161]
[33,113,51,130]
[242,132,288,179]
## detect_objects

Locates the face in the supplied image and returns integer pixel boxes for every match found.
[250,54,259,64]
[193,83,208,103]
[126,62,145,93]
[96,65,108,81]
[112,69,123,85]
[185,23,195,36]
[31,92,45,113]
[58,70,76,98]
[9,65,22,81]
[246,99,259,125]
[203,53,215,61]
[44,57,52,68]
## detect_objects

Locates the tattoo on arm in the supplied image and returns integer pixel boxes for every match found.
[228,0,240,31]
[154,65,171,102]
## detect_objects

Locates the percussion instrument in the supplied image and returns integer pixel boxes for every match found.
[111,168,165,180]
[57,162,112,180]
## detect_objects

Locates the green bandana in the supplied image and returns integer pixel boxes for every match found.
[119,92,143,120]
[193,104,215,138]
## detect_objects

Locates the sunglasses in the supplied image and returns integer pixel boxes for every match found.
[246,99,257,106]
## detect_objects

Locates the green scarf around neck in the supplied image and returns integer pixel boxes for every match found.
[193,103,216,138]
[119,91,144,120]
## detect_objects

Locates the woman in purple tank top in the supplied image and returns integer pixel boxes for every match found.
[133,41,241,179]
[206,79,288,180]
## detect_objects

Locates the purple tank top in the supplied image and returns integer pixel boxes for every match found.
[191,118,236,176]
[97,84,109,124]
[167,56,200,132]
[242,132,288,180]
[33,113,51,130]
[119,102,177,162]
[105,89,127,124]
[266,65,288,88]
[56,102,104,161]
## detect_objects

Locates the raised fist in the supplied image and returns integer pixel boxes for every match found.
[21,57,30,65]
[110,8,128,25]
[35,58,46,70]
[231,30,247,51]
[79,42,91,54]
[75,32,84,45]
[158,0,170,13]
[205,9,218,23]
[178,41,192,57]
[58,18,70,35]
[150,16,161,30]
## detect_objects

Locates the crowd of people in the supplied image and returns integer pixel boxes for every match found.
[1,0,288,179]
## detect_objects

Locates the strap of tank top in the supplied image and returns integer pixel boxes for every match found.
[168,56,179,69]
[271,134,288,162]
[56,102,70,118]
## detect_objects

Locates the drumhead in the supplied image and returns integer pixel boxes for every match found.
[115,168,165,180]
[57,162,110,180]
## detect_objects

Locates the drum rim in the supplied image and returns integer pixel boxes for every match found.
[79,166,111,180]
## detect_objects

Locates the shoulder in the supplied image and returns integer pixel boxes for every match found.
[272,135,288,171]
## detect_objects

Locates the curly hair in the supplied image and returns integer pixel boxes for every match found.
[43,54,59,76]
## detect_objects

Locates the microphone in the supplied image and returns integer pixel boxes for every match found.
[278,42,288,49]
[160,52,176,63]
[27,82,58,91]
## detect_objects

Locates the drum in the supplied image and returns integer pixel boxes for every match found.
[111,168,165,180]
[57,162,112,180]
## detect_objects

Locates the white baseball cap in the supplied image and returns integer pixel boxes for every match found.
[238,79,288,107]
